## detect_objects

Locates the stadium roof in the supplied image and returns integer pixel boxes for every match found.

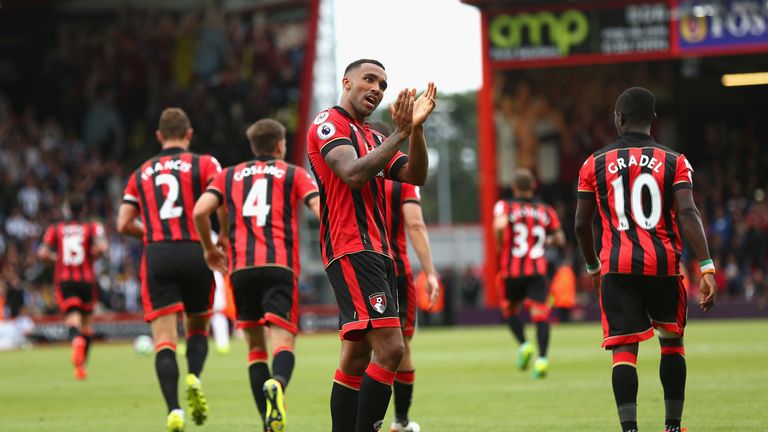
[461,0,596,8]
[2,0,308,11]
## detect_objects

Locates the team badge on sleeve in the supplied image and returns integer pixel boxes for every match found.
[317,122,336,140]
[369,293,387,314]
[313,111,330,125]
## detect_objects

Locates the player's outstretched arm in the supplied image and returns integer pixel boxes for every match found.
[325,89,413,189]
[306,195,321,220]
[492,214,507,253]
[403,202,440,308]
[193,192,228,274]
[397,83,437,186]
[547,229,566,248]
[92,226,109,259]
[37,245,54,262]
[116,203,144,239]
[674,188,716,311]
[574,198,601,291]
[215,206,229,250]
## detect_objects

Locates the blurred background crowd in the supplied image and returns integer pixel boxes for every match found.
[1,6,767,322]
[0,4,311,319]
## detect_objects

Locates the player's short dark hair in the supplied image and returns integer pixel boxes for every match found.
[344,59,385,76]
[615,87,656,126]
[158,108,191,140]
[69,194,85,217]
[369,121,393,137]
[246,119,285,155]
[512,168,536,193]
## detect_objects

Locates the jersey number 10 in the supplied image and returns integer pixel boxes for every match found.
[610,173,662,231]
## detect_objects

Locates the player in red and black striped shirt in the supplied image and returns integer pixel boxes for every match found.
[493,168,564,379]
[575,87,716,432]
[194,118,319,431]
[38,195,107,380]
[307,59,436,432]
[383,180,439,432]
[373,121,440,432]
[117,108,221,430]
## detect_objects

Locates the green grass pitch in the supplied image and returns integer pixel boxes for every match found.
[1,319,766,431]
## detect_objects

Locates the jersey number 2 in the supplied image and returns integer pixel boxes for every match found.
[156,174,183,220]
[611,173,662,231]
[243,178,271,227]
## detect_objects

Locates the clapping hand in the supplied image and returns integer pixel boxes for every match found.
[413,82,437,127]
[389,88,415,136]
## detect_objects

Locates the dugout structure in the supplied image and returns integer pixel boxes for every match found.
[462,0,768,307]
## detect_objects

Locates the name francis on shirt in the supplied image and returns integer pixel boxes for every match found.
[140,159,193,181]
[607,153,663,175]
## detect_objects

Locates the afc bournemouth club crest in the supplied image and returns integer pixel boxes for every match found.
[369,293,387,314]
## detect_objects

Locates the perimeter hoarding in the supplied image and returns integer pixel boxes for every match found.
[487,2,670,67]
[473,0,768,307]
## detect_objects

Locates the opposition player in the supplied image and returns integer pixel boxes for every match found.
[574,87,716,432]
[38,195,108,380]
[371,121,439,432]
[117,108,222,432]
[193,118,320,432]
[307,59,436,432]
[493,168,565,379]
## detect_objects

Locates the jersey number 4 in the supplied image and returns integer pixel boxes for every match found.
[243,178,271,227]
[611,173,662,231]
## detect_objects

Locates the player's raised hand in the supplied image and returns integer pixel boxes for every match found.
[203,245,228,275]
[426,272,440,310]
[389,88,414,136]
[413,82,437,127]
[699,272,716,311]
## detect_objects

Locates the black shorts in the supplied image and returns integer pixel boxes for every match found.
[326,252,399,341]
[140,242,214,322]
[396,274,416,337]
[230,266,299,334]
[56,281,98,314]
[600,274,687,349]
[504,275,548,303]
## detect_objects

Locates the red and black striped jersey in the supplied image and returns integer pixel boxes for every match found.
[577,132,693,276]
[206,157,319,274]
[307,106,409,267]
[494,198,561,278]
[122,147,221,244]
[42,220,105,284]
[384,181,421,277]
